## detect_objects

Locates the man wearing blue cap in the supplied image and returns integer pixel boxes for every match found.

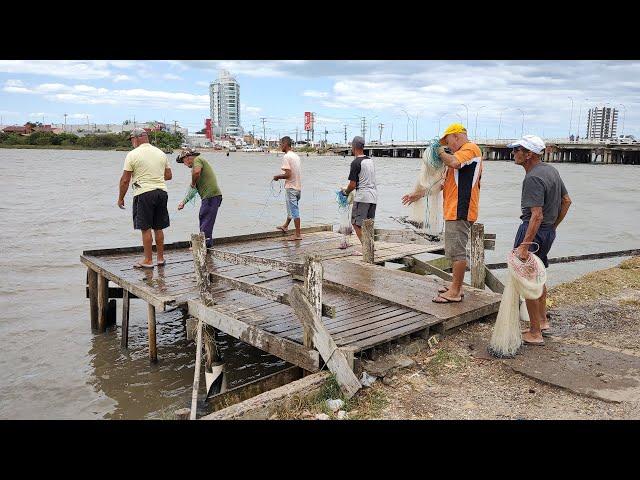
[508,134,572,345]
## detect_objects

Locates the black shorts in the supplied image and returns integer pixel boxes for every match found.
[351,201,376,227]
[132,189,170,231]
[513,222,556,268]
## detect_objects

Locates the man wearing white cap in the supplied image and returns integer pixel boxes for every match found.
[508,134,572,345]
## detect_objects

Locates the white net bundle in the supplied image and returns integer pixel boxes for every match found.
[488,248,547,358]
[336,187,355,249]
[407,140,446,236]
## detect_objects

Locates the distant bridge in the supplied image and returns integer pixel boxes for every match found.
[329,139,640,164]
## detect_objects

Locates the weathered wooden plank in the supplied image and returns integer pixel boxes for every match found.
[80,256,171,309]
[323,260,500,321]
[190,318,203,420]
[188,299,320,372]
[288,285,361,399]
[208,249,304,276]
[470,223,486,289]
[208,366,303,413]
[484,266,505,294]
[208,270,336,318]
[81,225,334,257]
[121,289,130,349]
[362,219,375,264]
[352,317,436,350]
[97,273,109,333]
[303,255,323,349]
[148,303,157,363]
[88,268,98,331]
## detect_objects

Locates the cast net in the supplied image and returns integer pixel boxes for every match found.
[407,139,446,236]
[336,188,355,249]
[488,245,547,358]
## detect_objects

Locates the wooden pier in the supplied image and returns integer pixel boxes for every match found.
[81,223,501,410]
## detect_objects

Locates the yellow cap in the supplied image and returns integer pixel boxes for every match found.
[439,123,467,144]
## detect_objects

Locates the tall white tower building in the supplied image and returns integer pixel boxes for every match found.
[586,106,618,140]
[209,70,243,138]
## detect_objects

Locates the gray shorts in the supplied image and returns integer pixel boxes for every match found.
[351,201,376,227]
[444,220,472,262]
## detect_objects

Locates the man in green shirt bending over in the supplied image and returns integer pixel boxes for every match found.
[176,149,222,247]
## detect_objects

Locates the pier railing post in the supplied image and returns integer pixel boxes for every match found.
[303,254,323,350]
[97,273,109,333]
[87,268,98,331]
[121,289,130,349]
[147,303,157,363]
[470,222,486,289]
[190,232,223,418]
[362,218,375,264]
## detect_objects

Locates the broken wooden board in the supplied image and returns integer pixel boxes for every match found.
[505,338,640,403]
[323,260,501,323]
[289,284,361,399]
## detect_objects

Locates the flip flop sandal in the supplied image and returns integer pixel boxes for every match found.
[541,329,553,337]
[522,339,545,346]
[156,260,166,266]
[134,262,155,269]
[438,286,465,297]
[432,295,463,303]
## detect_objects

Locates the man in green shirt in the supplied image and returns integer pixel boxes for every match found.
[176,149,222,247]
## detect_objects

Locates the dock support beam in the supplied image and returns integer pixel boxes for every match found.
[303,254,323,350]
[121,289,130,349]
[148,303,157,363]
[88,268,98,331]
[470,223,486,289]
[97,273,109,333]
[362,218,375,264]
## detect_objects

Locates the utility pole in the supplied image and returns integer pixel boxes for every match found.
[252,123,256,145]
[261,117,266,147]
[295,126,298,143]
[378,123,384,143]
[324,128,328,144]
[344,124,348,144]
[63,113,67,132]
[134,116,136,129]
[174,120,178,135]
[361,117,366,142]
[311,112,315,143]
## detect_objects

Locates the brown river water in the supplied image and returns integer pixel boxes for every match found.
[0,148,638,419]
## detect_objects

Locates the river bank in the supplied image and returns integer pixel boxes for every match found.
[272,257,640,420]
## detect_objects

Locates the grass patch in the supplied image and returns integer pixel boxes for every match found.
[548,256,640,308]
[273,373,389,420]
[424,348,467,375]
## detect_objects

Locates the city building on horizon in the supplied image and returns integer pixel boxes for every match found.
[586,106,618,140]
[210,70,243,138]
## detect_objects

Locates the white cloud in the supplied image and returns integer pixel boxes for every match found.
[242,105,262,115]
[302,90,328,98]
[0,61,114,80]
[196,81,211,87]
[162,73,183,81]
[3,80,209,111]
[113,75,134,82]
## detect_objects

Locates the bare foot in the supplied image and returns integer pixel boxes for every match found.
[134,260,154,269]
[522,331,544,344]
[157,258,166,266]
[351,249,363,256]
[285,235,302,241]
[276,225,288,233]
[540,320,551,330]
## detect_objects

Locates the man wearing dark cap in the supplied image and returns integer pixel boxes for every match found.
[117,127,172,268]
[342,136,377,255]
[176,149,222,248]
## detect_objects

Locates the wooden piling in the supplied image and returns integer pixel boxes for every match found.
[87,268,98,331]
[470,223,485,289]
[121,289,130,349]
[97,273,109,332]
[147,303,157,363]
[362,218,375,264]
[303,254,323,349]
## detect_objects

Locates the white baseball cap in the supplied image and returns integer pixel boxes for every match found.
[507,134,546,154]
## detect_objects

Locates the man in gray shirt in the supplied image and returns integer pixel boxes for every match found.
[508,135,572,346]
[342,136,377,255]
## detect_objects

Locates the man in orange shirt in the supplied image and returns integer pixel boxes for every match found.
[433,123,483,303]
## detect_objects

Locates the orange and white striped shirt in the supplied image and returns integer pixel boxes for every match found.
[443,142,483,222]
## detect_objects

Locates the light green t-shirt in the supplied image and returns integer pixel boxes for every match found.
[194,157,221,199]
[123,143,169,196]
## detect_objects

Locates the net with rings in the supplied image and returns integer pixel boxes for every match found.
[336,187,354,248]
[488,243,547,358]
[407,138,446,236]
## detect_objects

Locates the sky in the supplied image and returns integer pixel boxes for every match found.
[1,60,638,143]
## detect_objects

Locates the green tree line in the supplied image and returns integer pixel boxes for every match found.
[0,130,184,150]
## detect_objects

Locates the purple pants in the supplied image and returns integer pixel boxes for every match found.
[200,195,222,247]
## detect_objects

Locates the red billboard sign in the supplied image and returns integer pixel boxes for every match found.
[205,118,212,140]
[304,112,312,131]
